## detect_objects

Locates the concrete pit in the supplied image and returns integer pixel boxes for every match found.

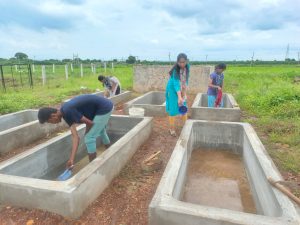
[191,93,241,121]
[124,91,166,116]
[149,120,300,225]
[0,115,152,218]
[63,91,132,105]
[0,110,67,155]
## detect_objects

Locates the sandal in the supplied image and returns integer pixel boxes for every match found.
[169,129,177,137]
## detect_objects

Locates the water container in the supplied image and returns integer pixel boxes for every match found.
[129,107,145,117]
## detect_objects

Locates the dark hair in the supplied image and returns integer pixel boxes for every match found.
[98,75,105,82]
[169,53,189,80]
[215,63,227,70]
[38,107,57,124]
[177,53,188,62]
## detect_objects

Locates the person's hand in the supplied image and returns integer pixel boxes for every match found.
[66,158,74,169]
[178,97,184,106]
[217,86,222,91]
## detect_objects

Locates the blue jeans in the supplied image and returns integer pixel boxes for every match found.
[207,95,224,108]
[84,111,112,154]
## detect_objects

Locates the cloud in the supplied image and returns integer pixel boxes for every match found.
[0,0,299,60]
[61,0,85,5]
[0,1,76,30]
[145,0,300,34]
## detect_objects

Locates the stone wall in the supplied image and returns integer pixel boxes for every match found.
[133,65,214,94]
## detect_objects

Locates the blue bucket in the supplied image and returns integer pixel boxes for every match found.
[57,168,72,181]
[179,105,188,115]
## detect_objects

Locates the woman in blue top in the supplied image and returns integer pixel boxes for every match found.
[207,63,226,107]
[166,53,190,137]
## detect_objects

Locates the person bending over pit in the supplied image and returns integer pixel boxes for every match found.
[98,75,121,98]
[165,53,190,137]
[207,63,227,108]
[38,94,114,168]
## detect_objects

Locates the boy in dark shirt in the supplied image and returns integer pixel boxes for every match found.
[38,94,114,168]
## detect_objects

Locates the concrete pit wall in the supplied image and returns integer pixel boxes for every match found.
[191,93,241,121]
[133,65,214,94]
[0,110,67,154]
[149,120,300,225]
[0,115,152,218]
[124,91,166,117]
[63,91,132,105]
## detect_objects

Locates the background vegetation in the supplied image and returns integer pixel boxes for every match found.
[0,62,299,175]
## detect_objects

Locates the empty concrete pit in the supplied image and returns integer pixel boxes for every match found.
[191,93,241,121]
[0,115,152,218]
[149,120,300,225]
[63,91,132,105]
[0,110,66,155]
[124,91,166,116]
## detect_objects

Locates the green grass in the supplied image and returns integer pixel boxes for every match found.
[225,65,300,173]
[0,64,133,114]
[1,63,299,174]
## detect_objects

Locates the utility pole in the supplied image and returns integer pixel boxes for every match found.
[251,52,255,67]
[205,55,208,64]
[168,52,171,65]
[285,44,290,61]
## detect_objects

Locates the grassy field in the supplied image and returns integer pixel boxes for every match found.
[0,64,299,175]
[0,64,133,114]
[225,65,300,173]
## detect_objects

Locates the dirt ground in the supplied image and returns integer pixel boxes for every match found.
[0,96,194,225]
[0,94,299,225]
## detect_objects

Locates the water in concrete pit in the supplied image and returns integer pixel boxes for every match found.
[71,145,105,175]
[182,148,256,214]
[41,145,107,180]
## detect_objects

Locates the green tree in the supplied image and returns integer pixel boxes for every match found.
[14,52,28,61]
[126,55,136,64]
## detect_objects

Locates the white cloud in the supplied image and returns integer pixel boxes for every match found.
[0,0,299,60]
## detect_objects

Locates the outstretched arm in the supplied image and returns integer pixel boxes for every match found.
[67,125,80,168]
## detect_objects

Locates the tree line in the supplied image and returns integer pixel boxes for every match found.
[0,52,299,66]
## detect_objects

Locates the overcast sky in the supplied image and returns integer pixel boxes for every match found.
[0,0,299,61]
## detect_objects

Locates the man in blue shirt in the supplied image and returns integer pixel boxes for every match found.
[38,94,114,168]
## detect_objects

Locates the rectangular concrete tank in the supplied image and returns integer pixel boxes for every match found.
[0,115,152,218]
[63,91,132,105]
[0,110,66,154]
[124,91,166,116]
[191,93,241,121]
[149,120,300,225]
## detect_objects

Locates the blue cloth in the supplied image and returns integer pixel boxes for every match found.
[84,112,112,153]
[61,94,113,126]
[207,95,224,108]
[165,64,189,116]
[207,72,224,96]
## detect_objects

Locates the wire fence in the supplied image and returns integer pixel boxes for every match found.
[0,62,121,92]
